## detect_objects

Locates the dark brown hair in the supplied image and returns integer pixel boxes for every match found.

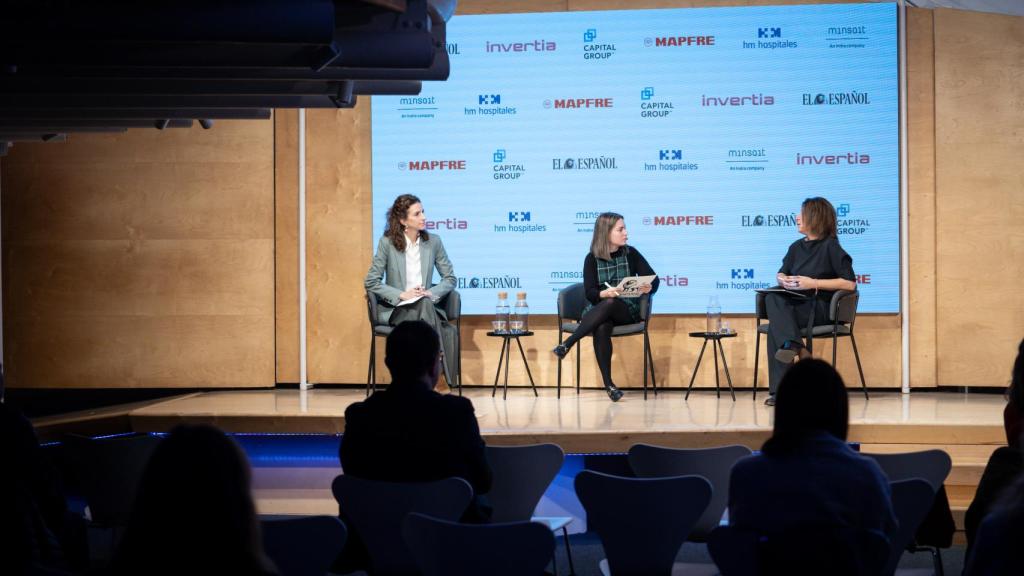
[802,197,838,239]
[762,359,849,456]
[590,212,624,261]
[385,194,429,251]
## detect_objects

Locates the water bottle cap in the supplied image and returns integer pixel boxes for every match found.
[497,292,508,299]
[516,292,527,300]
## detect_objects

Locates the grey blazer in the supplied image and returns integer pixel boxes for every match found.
[364,233,456,325]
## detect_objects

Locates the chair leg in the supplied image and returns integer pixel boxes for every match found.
[367,334,375,397]
[557,332,563,399]
[575,344,581,395]
[753,330,760,401]
[850,332,868,399]
[562,525,576,576]
[832,332,838,366]
[643,333,649,400]
[646,333,657,395]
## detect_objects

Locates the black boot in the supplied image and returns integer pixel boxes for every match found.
[605,383,624,402]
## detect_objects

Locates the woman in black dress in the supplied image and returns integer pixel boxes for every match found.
[764,197,856,406]
[552,212,659,402]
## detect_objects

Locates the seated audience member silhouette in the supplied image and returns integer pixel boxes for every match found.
[964,472,1024,576]
[340,319,492,507]
[965,338,1024,559]
[110,424,276,576]
[728,359,896,568]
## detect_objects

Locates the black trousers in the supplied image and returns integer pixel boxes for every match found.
[563,298,634,389]
[765,293,830,395]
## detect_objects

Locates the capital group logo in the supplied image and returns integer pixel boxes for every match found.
[835,204,872,236]
[641,215,713,226]
[802,91,871,106]
[425,218,468,231]
[743,26,798,50]
[717,268,772,291]
[497,210,547,233]
[740,213,797,227]
[726,148,768,172]
[639,86,675,119]
[701,93,775,107]
[398,159,467,171]
[582,28,617,60]
[826,25,868,49]
[644,149,698,172]
[466,93,517,117]
[543,97,614,109]
[552,155,618,171]
[492,149,526,181]
[795,152,870,166]
[837,203,851,217]
[457,275,523,289]
[398,95,437,120]
[485,39,557,53]
[644,35,715,47]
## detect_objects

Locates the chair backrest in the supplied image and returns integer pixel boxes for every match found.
[365,291,381,327]
[403,513,554,576]
[261,516,347,576]
[441,290,461,321]
[575,470,712,575]
[864,450,952,493]
[628,443,752,539]
[709,524,890,576]
[638,293,654,322]
[885,478,936,576]
[754,291,769,321]
[331,475,473,576]
[557,283,587,321]
[830,289,860,325]
[485,444,564,522]
[63,433,162,526]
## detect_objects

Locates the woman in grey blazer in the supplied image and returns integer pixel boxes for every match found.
[364,194,458,384]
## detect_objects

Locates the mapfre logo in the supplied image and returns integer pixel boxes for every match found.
[645,35,715,47]
[642,215,713,226]
[545,98,614,109]
[400,160,467,171]
[795,152,870,166]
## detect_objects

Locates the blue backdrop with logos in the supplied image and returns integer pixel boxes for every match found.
[371,2,898,314]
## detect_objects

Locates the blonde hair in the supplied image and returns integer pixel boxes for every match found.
[590,212,624,260]
[802,197,838,239]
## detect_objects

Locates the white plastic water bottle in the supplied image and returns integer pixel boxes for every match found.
[706,295,722,334]
[511,292,529,333]
[494,291,510,333]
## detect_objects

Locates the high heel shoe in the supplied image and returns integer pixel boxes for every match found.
[552,344,569,359]
[605,383,624,402]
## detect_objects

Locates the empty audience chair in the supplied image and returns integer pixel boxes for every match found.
[886,479,938,576]
[866,450,953,576]
[63,433,162,529]
[628,443,753,540]
[708,524,890,576]
[331,475,472,576]
[575,470,712,576]
[365,289,462,395]
[485,444,575,575]
[261,516,346,576]
[403,512,554,576]
[556,282,657,399]
[753,289,868,400]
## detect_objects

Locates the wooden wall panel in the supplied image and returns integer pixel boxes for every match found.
[907,8,938,387]
[934,9,1024,387]
[275,111,300,383]
[2,121,275,389]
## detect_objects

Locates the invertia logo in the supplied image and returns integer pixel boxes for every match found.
[485,39,556,53]
[400,160,467,171]
[425,219,468,231]
[660,275,689,287]
[701,94,774,106]
[642,215,713,226]
[546,98,614,109]
[795,152,870,166]
[646,36,715,47]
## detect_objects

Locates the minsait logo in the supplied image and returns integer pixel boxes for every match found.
[583,28,616,60]
[492,149,526,181]
[802,92,871,105]
[826,25,868,48]
[795,152,870,166]
[400,160,467,171]
[640,87,675,119]
[743,27,797,49]
[717,268,771,290]
[497,211,546,233]
[645,35,715,47]
[398,95,436,119]
[644,149,697,172]
[727,148,768,172]
[467,93,516,116]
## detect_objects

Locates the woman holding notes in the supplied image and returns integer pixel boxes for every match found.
[763,197,857,406]
[553,212,659,402]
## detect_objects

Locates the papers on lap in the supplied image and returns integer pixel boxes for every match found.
[755,286,812,298]
[612,275,658,298]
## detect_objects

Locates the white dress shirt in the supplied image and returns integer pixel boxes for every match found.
[404,235,423,292]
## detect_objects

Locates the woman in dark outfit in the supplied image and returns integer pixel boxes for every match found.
[552,212,659,402]
[764,197,856,406]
